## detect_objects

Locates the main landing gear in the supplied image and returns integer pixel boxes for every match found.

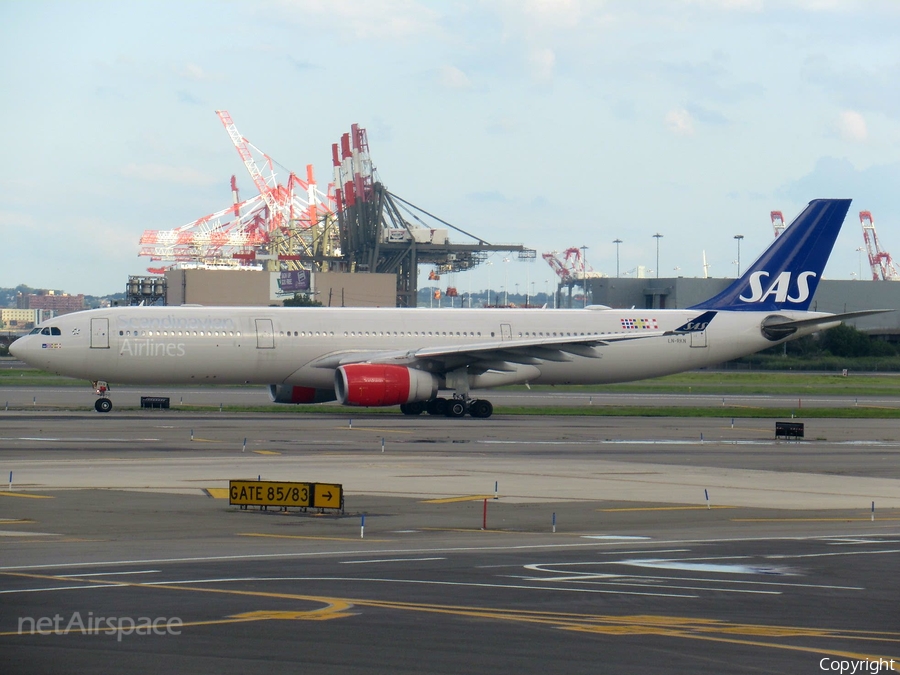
[92,381,113,413]
[400,396,493,419]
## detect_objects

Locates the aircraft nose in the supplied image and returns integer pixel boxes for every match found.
[8,338,23,359]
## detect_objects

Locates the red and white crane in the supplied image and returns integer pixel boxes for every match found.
[138,111,337,272]
[542,248,599,282]
[859,210,900,281]
[771,211,785,238]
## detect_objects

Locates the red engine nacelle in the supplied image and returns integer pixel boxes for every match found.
[268,385,337,404]
[335,364,438,407]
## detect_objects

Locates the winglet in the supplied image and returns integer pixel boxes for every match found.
[689,199,851,312]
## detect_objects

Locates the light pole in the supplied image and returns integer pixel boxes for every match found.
[652,234,663,279]
[580,245,589,307]
[613,238,622,278]
[485,260,493,306]
[734,234,744,277]
[503,257,510,306]
[856,247,864,280]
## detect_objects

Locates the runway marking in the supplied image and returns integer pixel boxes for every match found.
[333,426,412,435]
[766,549,900,560]
[0,519,34,524]
[237,533,392,543]
[63,570,161,577]
[204,488,229,499]
[581,535,650,540]
[422,495,496,504]
[0,530,58,537]
[340,557,446,564]
[3,531,900,572]
[419,527,523,534]
[2,571,897,666]
[0,492,54,500]
[252,450,281,456]
[733,518,900,523]
[600,506,734,512]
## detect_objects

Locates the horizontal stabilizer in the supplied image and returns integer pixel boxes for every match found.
[764,309,894,331]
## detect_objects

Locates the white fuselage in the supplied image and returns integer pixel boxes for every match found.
[12,305,833,391]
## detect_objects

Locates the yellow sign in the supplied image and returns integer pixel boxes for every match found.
[228,480,343,510]
[313,483,342,509]
[229,480,310,507]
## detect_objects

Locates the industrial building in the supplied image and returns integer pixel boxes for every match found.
[161,269,396,308]
[16,291,84,315]
[135,113,525,309]
[583,277,900,334]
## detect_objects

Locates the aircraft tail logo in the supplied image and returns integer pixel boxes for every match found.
[689,199,851,312]
[673,311,717,333]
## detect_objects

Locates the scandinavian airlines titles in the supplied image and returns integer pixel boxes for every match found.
[739,271,816,304]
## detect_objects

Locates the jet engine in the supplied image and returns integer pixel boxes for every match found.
[268,384,337,404]
[335,364,439,407]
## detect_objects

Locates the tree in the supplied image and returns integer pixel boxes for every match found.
[819,323,897,358]
[282,293,322,307]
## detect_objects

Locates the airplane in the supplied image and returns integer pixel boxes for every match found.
[11,199,887,418]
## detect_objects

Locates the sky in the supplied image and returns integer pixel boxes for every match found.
[2,0,900,297]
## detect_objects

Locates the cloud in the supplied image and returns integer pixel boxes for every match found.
[176,90,203,106]
[486,117,517,134]
[120,163,219,187]
[778,156,900,211]
[266,0,442,40]
[686,103,729,125]
[527,47,556,82]
[836,110,868,142]
[177,63,210,81]
[467,191,510,204]
[665,108,695,135]
[438,65,470,89]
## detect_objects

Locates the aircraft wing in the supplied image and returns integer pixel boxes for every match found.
[311,330,669,373]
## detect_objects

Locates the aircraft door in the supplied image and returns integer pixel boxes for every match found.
[90,318,109,349]
[500,323,512,341]
[690,330,708,348]
[255,319,275,349]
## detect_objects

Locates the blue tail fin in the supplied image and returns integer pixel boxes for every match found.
[689,199,851,312]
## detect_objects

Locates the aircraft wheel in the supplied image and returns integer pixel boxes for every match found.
[95,398,113,413]
[469,399,493,419]
[400,402,424,416]
[426,398,447,416]
[445,400,466,418]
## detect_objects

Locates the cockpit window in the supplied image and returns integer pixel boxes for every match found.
[30,328,41,335]
[37,327,61,336]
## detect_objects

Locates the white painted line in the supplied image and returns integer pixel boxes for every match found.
[340,557,446,564]
[581,535,651,541]
[0,584,124,594]
[134,576,699,599]
[3,532,899,572]
[766,548,900,560]
[63,570,161,577]
[0,530,58,537]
